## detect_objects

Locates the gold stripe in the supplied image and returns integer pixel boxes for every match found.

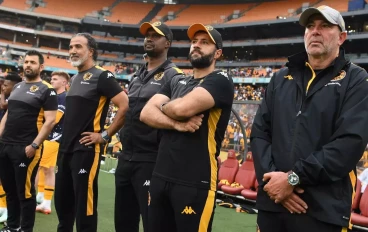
[95,66,106,71]
[341,227,348,232]
[86,152,100,216]
[198,190,215,232]
[173,67,184,74]
[86,96,106,215]
[93,97,107,134]
[42,80,53,88]
[348,170,356,230]
[207,108,222,191]
[305,62,317,93]
[25,146,42,198]
[37,109,44,133]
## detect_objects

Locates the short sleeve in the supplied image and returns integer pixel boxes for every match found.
[97,71,123,99]
[158,79,172,98]
[57,93,66,113]
[43,88,58,111]
[200,72,234,108]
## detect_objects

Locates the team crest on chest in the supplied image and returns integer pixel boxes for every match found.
[83,72,93,81]
[154,72,164,81]
[29,85,39,92]
[331,70,346,82]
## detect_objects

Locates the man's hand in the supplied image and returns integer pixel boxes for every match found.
[174,114,204,133]
[281,187,308,214]
[25,145,36,158]
[80,132,105,146]
[263,171,294,203]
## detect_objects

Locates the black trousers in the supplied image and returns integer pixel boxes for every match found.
[54,151,101,232]
[114,159,155,232]
[257,210,351,232]
[148,176,216,232]
[0,143,41,232]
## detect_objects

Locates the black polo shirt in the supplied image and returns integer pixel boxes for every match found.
[154,70,234,191]
[59,66,122,153]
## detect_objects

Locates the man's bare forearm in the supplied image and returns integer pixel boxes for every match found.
[33,120,55,146]
[106,108,126,137]
[140,103,179,129]
[161,98,190,121]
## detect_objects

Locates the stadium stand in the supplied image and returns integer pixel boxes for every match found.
[152,4,184,21]
[106,2,155,24]
[226,0,319,24]
[33,0,115,18]
[165,4,253,26]
[1,0,29,10]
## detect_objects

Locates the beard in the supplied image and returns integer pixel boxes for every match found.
[144,46,159,58]
[70,52,89,67]
[24,69,39,80]
[189,49,215,69]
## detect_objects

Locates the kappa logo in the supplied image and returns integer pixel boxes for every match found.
[284,75,293,80]
[179,80,187,85]
[17,85,21,89]
[50,91,56,96]
[217,71,229,79]
[181,206,196,215]
[143,180,150,186]
[78,169,87,174]
[107,72,114,78]
[19,163,26,168]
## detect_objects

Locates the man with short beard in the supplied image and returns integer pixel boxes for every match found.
[114,21,184,232]
[140,24,234,231]
[0,50,57,232]
[54,33,128,232]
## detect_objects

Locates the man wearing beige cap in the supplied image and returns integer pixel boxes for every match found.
[114,21,184,232]
[251,5,368,232]
[141,23,233,231]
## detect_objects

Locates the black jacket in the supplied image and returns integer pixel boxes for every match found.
[251,48,368,227]
[120,60,184,162]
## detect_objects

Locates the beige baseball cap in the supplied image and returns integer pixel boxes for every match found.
[299,5,346,32]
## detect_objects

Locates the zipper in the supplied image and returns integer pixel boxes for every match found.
[305,62,317,96]
[290,77,304,163]
[129,78,144,161]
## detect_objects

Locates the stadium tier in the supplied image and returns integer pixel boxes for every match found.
[0,0,367,80]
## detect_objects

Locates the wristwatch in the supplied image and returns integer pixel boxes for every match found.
[101,130,110,143]
[287,170,300,186]
[31,143,40,149]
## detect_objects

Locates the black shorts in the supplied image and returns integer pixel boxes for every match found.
[148,175,216,232]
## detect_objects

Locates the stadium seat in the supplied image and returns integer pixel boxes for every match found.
[218,150,239,189]
[352,180,362,211]
[241,179,258,200]
[221,154,256,195]
[351,180,368,227]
